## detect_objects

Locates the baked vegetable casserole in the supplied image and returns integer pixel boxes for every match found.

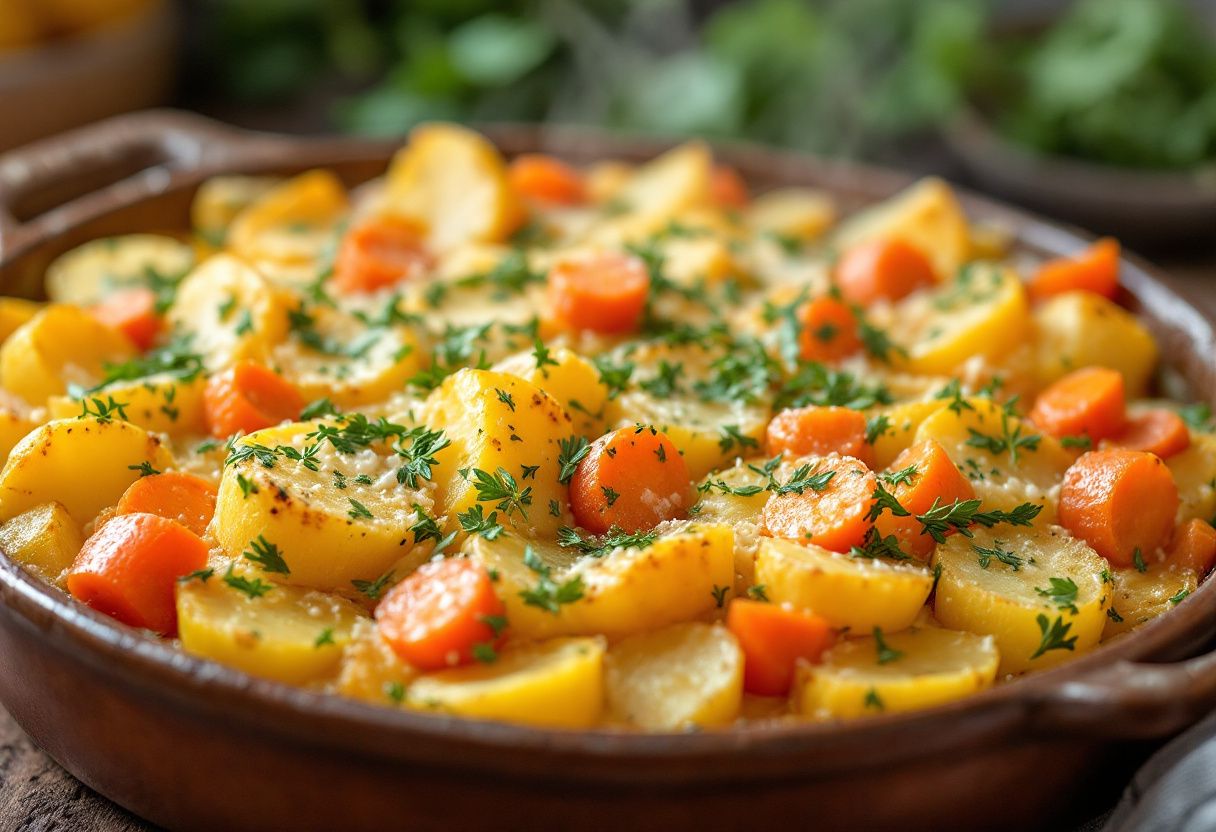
[0,124,1210,730]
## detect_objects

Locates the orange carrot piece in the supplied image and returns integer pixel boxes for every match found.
[1028,238,1120,302]
[1059,449,1179,568]
[766,405,873,467]
[1109,409,1190,459]
[508,154,586,205]
[116,472,219,537]
[762,454,877,553]
[1029,366,1127,441]
[570,426,690,534]
[1166,519,1216,576]
[90,287,161,351]
[66,513,209,635]
[332,216,432,294]
[547,253,650,335]
[710,164,750,210]
[875,439,976,560]
[203,360,304,439]
[727,599,835,696]
[797,296,862,363]
[375,558,506,671]
[834,238,936,306]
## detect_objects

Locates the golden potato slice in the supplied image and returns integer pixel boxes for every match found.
[870,399,949,469]
[333,619,419,704]
[407,637,605,729]
[191,175,281,244]
[45,234,194,307]
[167,254,291,371]
[1103,566,1197,639]
[1167,433,1216,525]
[605,622,743,730]
[493,346,609,439]
[0,305,135,405]
[755,537,933,632]
[177,577,367,685]
[893,264,1031,376]
[747,187,837,240]
[795,627,999,720]
[273,306,422,407]
[590,141,713,242]
[0,417,175,526]
[933,525,1109,674]
[227,170,349,265]
[0,404,37,465]
[0,501,82,583]
[48,372,207,436]
[834,178,970,279]
[0,298,41,346]
[424,368,573,539]
[212,423,433,593]
[914,397,1071,523]
[694,460,770,586]
[1033,292,1158,396]
[383,123,523,250]
[470,523,735,640]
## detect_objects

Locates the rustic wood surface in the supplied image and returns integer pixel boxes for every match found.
[0,252,1209,832]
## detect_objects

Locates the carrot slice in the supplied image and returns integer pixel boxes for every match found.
[547,253,650,335]
[508,154,586,205]
[66,513,209,635]
[90,287,161,351]
[726,599,835,696]
[332,216,432,294]
[797,296,862,363]
[375,558,506,671]
[570,426,689,534]
[1028,238,1120,302]
[762,454,877,553]
[203,360,305,438]
[766,405,873,467]
[1029,366,1127,441]
[1109,409,1190,459]
[834,238,936,306]
[1166,519,1216,576]
[1058,448,1179,568]
[875,439,976,560]
[116,472,219,537]
[710,164,749,210]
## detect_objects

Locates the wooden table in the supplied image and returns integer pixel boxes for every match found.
[0,259,1211,832]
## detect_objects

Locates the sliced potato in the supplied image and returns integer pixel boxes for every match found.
[589,141,713,243]
[795,627,999,719]
[755,537,933,632]
[1167,432,1216,525]
[0,501,82,582]
[0,417,175,526]
[48,372,207,436]
[212,423,431,593]
[493,346,609,439]
[747,187,837,240]
[1103,565,1197,639]
[227,170,349,265]
[45,234,193,307]
[870,399,949,469]
[0,298,41,346]
[0,304,135,405]
[0,405,37,465]
[833,178,970,279]
[167,254,291,371]
[605,622,743,730]
[177,577,366,685]
[191,175,281,243]
[470,523,735,640]
[408,637,605,729]
[424,368,573,539]
[694,460,769,586]
[914,397,1071,523]
[383,123,523,250]
[333,619,419,704]
[1033,291,1158,396]
[893,264,1031,376]
[933,525,1109,674]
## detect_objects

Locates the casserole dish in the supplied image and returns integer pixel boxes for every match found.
[1,111,1215,832]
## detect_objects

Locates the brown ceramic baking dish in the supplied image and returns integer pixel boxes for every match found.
[1,111,1215,832]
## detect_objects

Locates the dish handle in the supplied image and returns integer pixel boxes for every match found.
[1030,648,1216,739]
[0,109,299,254]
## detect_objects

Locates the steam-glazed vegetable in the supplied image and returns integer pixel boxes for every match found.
[0,124,1206,731]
